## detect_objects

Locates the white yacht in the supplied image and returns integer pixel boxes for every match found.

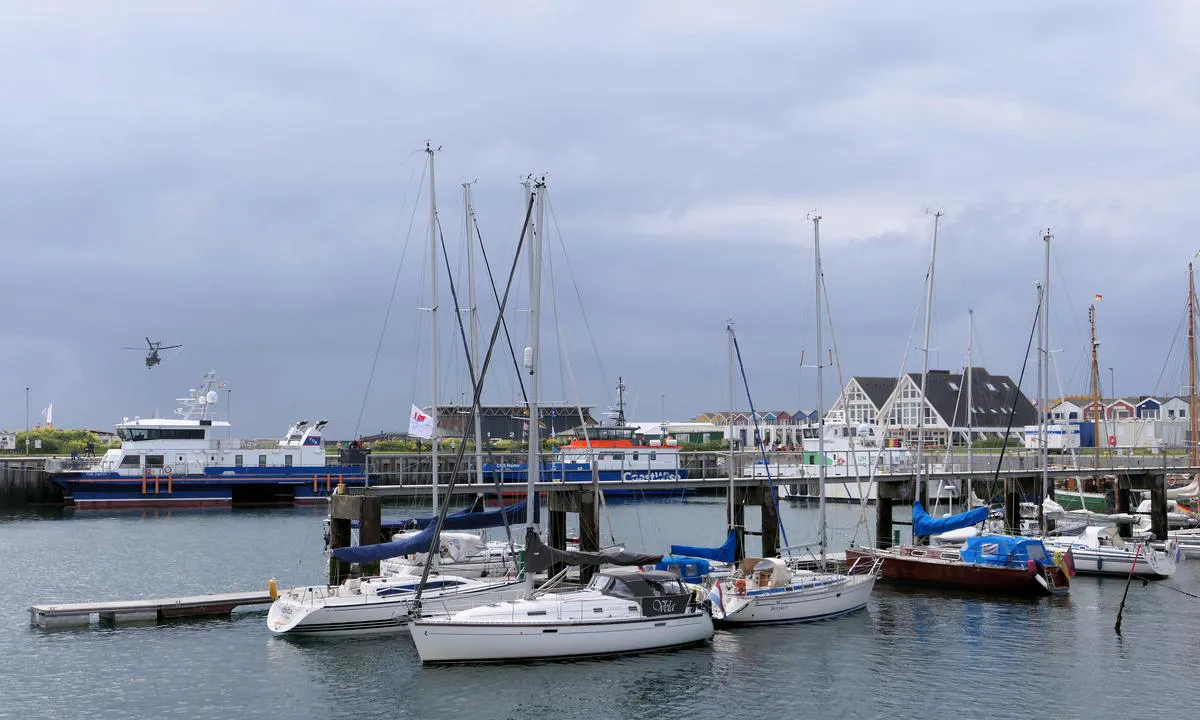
[706,556,879,625]
[409,567,713,663]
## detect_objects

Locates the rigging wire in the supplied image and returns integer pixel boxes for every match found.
[352,160,426,439]
[474,214,529,405]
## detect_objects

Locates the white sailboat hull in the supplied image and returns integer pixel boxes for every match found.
[712,573,875,625]
[411,610,714,663]
[267,578,526,638]
[1043,538,1179,579]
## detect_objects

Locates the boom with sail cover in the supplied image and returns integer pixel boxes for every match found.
[523,528,661,573]
[670,529,738,564]
[377,499,535,533]
[912,501,989,538]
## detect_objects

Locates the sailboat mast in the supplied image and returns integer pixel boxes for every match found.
[965,309,973,503]
[1039,230,1051,523]
[1090,304,1101,471]
[726,321,735,531]
[464,182,484,485]
[916,211,941,503]
[524,178,545,594]
[1189,263,1198,466]
[812,215,827,563]
[426,143,440,517]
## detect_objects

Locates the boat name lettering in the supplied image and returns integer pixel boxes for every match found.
[621,471,681,482]
[651,599,677,613]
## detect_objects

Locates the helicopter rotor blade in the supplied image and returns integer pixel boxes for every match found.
[160,345,183,350]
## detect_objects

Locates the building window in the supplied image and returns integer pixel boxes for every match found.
[258,454,267,467]
[235,454,243,467]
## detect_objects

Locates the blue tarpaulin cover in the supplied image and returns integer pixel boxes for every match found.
[959,535,1052,568]
[670,528,738,564]
[655,556,715,583]
[912,501,989,537]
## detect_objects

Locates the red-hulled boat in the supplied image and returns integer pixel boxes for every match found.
[844,535,1072,597]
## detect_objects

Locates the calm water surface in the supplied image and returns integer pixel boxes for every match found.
[1,498,1196,720]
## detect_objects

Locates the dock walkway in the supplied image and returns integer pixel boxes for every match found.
[30,590,274,629]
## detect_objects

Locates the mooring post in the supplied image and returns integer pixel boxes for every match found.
[876,482,897,549]
[578,488,599,584]
[1004,478,1022,533]
[1116,483,1133,539]
[759,485,779,558]
[1149,473,1169,543]
[548,503,568,580]
[326,494,355,585]
[358,495,382,577]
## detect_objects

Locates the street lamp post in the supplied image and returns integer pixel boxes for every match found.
[25,386,30,454]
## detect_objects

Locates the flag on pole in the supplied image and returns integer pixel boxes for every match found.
[408,405,435,439]
[1094,293,1103,302]
[41,403,53,427]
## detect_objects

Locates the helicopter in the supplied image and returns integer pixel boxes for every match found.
[123,337,183,368]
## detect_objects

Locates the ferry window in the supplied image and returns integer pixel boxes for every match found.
[612,453,624,460]
[285,455,293,467]
[119,455,141,468]
[632,452,639,461]
[258,455,267,467]
[650,452,657,461]
[145,455,164,468]
[235,455,243,467]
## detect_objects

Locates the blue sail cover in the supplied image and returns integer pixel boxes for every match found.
[332,524,438,563]
[377,499,535,533]
[337,500,534,564]
[959,535,1052,568]
[912,501,989,537]
[670,528,737,563]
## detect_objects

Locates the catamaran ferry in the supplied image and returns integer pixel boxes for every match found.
[49,372,365,508]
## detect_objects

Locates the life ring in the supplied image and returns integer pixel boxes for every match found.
[163,464,173,474]
[734,578,746,595]
[835,457,846,466]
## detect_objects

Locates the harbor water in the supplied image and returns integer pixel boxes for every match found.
[2,498,1198,720]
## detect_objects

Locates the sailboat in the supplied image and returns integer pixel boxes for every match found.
[845,216,1073,597]
[409,177,714,663]
[267,145,526,637]
[677,218,879,626]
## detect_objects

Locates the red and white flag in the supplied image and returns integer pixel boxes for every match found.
[408,405,435,439]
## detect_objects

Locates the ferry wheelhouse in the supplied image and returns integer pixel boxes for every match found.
[49,372,365,508]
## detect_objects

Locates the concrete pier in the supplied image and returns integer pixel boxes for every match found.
[0,457,62,505]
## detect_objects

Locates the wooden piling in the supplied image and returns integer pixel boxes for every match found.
[1149,475,1169,543]
[579,488,600,584]
[759,485,779,558]
[1116,484,1133,539]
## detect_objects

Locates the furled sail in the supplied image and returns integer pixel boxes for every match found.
[332,524,438,563]
[669,528,737,563]
[523,528,662,573]
[377,499,534,533]
[912,501,988,538]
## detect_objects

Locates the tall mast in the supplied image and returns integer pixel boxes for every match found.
[915,211,941,505]
[523,177,545,595]
[812,215,827,563]
[726,321,736,532]
[965,309,973,504]
[464,182,484,485]
[1189,263,1198,466]
[426,143,440,519]
[1090,304,1102,472]
[1039,230,1051,527]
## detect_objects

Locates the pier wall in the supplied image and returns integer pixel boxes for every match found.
[0,458,63,506]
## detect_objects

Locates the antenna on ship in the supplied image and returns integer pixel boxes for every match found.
[614,376,627,427]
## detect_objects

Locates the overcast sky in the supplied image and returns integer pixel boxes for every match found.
[4,2,1199,437]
